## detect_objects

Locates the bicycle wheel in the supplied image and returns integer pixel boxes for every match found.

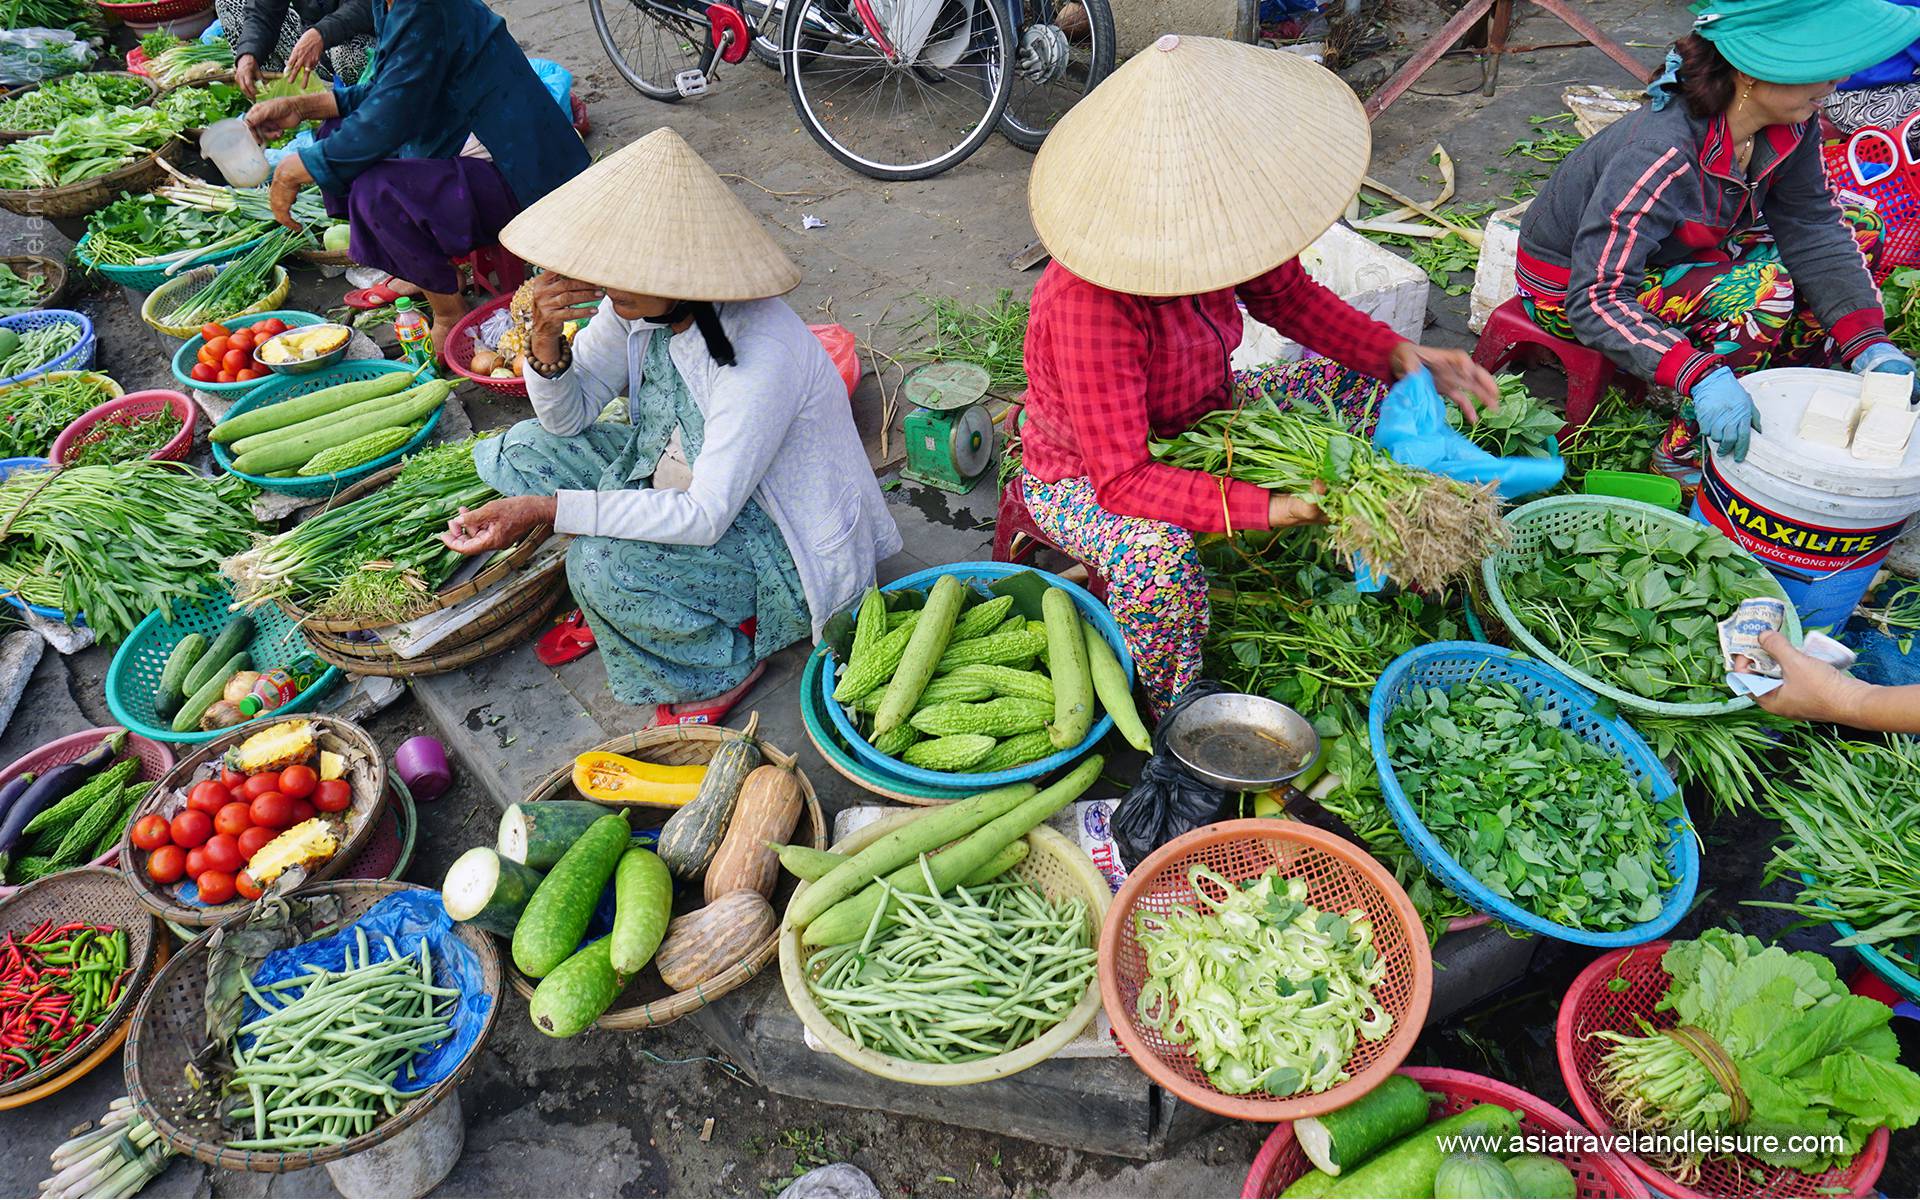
[742,0,783,67]
[782,0,1015,181]
[591,0,711,102]
[998,0,1113,150]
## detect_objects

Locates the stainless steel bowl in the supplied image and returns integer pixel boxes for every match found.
[256,324,351,376]
[1163,692,1321,792]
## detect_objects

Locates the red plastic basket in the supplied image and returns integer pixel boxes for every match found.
[441,293,526,396]
[1242,1066,1652,1198]
[49,389,196,465]
[1556,942,1891,1198]
[0,727,175,893]
[99,0,210,24]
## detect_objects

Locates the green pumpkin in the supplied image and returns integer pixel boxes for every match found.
[1433,1152,1520,1200]
[1504,1154,1577,1199]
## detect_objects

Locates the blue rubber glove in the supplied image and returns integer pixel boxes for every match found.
[1852,342,1918,398]
[1689,366,1758,462]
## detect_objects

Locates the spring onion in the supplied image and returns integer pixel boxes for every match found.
[162,225,310,325]
[37,1096,173,1199]
[141,36,235,89]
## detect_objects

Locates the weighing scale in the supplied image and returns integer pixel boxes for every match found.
[900,361,994,493]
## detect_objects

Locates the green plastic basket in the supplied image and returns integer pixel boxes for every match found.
[1481,494,1802,717]
[104,587,343,744]
[72,231,270,294]
[211,359,436,498]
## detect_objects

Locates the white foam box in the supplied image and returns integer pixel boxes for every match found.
[1798,387,1863,448]
[1233,222,1430,370]
[1469,199,1532,334]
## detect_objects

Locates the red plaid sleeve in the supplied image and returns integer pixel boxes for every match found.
[1237,260,1404,381]
[1048,280,1272,533]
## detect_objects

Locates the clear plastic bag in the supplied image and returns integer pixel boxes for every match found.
[0,29,98,87]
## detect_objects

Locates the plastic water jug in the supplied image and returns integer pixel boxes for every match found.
[199,118,269,188]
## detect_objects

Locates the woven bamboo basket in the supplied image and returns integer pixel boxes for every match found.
[116,715,390,926]
[506,720,827,1031]
[0,254,70,310]
[272,463,553,633]
[0,140,182,219]
[295,246,353,268]
[304,576,568,678]
[124,879,502,1173]
[0,72,159,144]
[141,264,291,340]
[0,867,163,1099]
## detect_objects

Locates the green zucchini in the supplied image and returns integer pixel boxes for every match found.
[1317,1104,1521,1199]
[872,575,967,736]
[528,937,625,1038]
[497,799,616,869]
[832,611,921,702]
[227,383,435,455]
[442,847,546,936]
[609,847,673,975]
[1294,1074,1431,1177]
[230,381,450,475]
[773,837,1029,884]
[172,651,249,732]
[1083,620,1151,753]
[209,370,417,442]
[1043,588,1093,749]
[513,813,632,978]
[183,614,253,698]
[154,633,205,717]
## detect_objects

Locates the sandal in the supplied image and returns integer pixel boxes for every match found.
[343,280,401,309]
[651,662,766,728]
[535,608,597,666]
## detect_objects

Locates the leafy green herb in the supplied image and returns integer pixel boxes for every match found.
[0,262,47,317]
[1450,374,1563,457]
[1883,266,1920,358]
[0,106,179,191]
[1503,114,1584,165]
[1405,233,1478,295]
[907,291,1029,393]
[0,372,116,457]
[1635,709,1797,817]
[151,82,247,130]
[79,192,270,267]
[66,408,182,467]
[0,73,148,132]
[1552,386,1669,489]
[0,0,100,34]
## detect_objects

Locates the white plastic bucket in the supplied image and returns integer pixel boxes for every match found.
[324,1090,465,1199]
[1692,367,1920,629]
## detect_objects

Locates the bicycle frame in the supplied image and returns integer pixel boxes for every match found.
[775,0,1020,73]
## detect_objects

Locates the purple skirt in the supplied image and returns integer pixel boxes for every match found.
[318,143,520,294]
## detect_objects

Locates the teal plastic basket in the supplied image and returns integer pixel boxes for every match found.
[105,587,342,744]
[1481,495,1801,717]
[169,309,326,398]
[72,230,269,293]
[211,359,435,498]
[1801,871,1920,1004]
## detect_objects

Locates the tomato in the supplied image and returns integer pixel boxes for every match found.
[195,870,237,905]
[147,845,186,884]
[235,368,264,381]
[190,363,217,383]
[240,773,281,801]
[229,329,254,350]
[288,799,316,825]
[221,347,250,373]
[312,778,352,814]
[131,814,171,850]
[216,370,236,384]
[170,809,213,849]
[187,779,232,815]
[204,335,230,361]
[235,871,263,900]
[257,318,287,336]
[249,791,294,830]
[185,847,208,877]
[214,801,253,837]
[196,345,219,368]
[238,824,275,859]
[200,322,231,342]
[277,764,317,801]
[201,833,244,873]
[219,766,247,791]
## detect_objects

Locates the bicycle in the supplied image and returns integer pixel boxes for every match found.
[588,0,1113,180]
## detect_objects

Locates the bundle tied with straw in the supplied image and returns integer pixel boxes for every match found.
[1150,392,1506,592]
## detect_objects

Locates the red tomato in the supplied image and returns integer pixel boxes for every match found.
[235,871,263,900]
[238,824,275,859]
[221,347,250,373]
[200,322,231,342]
[196,345,218,368]
[312,778,351,813]
[147,845,186,884]
[249,791,294,830]
[201,833,243,873]
[214,801,253,837]
[184,846,208,877]
[229,329,254,350]
[170,809,212,849]
[196,870,237,905]
[288,799,316,825]
[257,318,287,336]
[235,367,264,381]
[204,335,230,361]
[190,363,218,383]
[240,773,281,801]
[216,370,236,384]
[277,765,317,801]
[187,780,232,815]
[219,766,247,791]
[131,814,171,850]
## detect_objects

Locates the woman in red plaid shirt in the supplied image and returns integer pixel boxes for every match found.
[1019,35,1497,709]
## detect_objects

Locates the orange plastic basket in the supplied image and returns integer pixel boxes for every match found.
[1098,819,1433,1120]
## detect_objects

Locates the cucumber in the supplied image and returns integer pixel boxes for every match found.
[183,614,253,698]
[209,370,416,442]
[608,847,673,975]
[528,937,625,1038]
[773,837,1029,885]
[172,651,249,733]
[512,813,632,978]
[1082,620,1151,753]
[1294,1075,1431,1177]
[872,574,968,735]
[497,799,617,868]
[1043,588,1093,749]
[1318,1104,1521,1199]
[442,847,545,936]
[154,633,205,718]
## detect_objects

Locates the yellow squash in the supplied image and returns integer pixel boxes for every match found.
[571,751,706,808]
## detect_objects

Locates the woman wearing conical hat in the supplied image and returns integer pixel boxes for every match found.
[1019,35,1498,709]
[439,128,902,707]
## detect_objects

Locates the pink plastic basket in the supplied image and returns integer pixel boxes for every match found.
[49,390,196,466]
[98,0,211,22]
[442,293,526,396]
[0,727,175,893]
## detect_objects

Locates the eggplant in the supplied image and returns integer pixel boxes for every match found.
[0,731,126,877]
[0,771,36,831]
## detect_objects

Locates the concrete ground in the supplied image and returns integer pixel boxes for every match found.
[2,0,1918,1195]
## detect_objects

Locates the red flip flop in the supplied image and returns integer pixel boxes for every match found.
[343,277,403,309]
[536,609,597,666]
[652,662,766,728]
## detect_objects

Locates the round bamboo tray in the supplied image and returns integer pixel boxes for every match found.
[0,254,69,311]
[116,715,391,926]
[0,72,159,143]
[0,141,182,219]
[304,577,568,678]
[295,246,353,268]
[0,867,163,1100]
[273,463,553,633]
[506,720,826,1031]
[124,879,502,1173]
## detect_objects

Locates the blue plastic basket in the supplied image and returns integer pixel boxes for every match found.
[1800,870,1920,1004]
[72,230,270,293]
[169,309,327,398]
[1368,641,1697,948]
[799,640,978,803]
[0,309,95,388]
[820,562,1133,788]
[212,359,435,497]
[0,456,83,625]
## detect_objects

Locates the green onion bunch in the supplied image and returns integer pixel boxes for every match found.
[162,225,310,326]
[141,36,235,88]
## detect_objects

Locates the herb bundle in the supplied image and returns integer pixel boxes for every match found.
[0,372,116,457]
[907,291,1028,392]
[0,107,177,191]
[0,0,100,35]
[66,408,183,467]
[161,225,309,326]
[0,262,46,316]
[1884,266,1920,358]
[80,193,268,268]
[151,82,246,130]
[1552,386,1669,488]
[140,36,235,89]
[0,74,147,132]
[1635,709,1797,817]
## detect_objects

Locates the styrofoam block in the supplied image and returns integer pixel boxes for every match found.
[1235,223,1430,369]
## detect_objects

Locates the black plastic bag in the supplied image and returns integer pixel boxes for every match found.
[1109,680,1231,868]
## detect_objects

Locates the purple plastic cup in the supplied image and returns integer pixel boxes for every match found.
[394,735,452,803]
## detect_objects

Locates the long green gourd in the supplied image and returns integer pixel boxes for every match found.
[230,382,449,475]
[871,574,967,736]
[208,370,415,442]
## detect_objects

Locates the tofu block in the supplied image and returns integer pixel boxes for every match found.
[1859,370,1911,414]
[1852,401,1917,465]
[1799,387,1862,448]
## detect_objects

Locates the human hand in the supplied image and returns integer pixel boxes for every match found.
[1747,630,1870,723]
[439,496,557,554]
[1267,480,1327,527]
[245,95,307,142]
[267,154,312,230]
[527,271,603,364]
[1390,342,1499,424]
[1853,342,1917,398]
[235,54,261,98]
[1690,366,1758,462]
[284,28,326,81]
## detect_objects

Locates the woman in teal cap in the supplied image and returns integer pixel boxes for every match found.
[1517,0,1920,468]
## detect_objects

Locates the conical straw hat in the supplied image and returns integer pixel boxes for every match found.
[1028,35,1370,297]
[499,127,802,301]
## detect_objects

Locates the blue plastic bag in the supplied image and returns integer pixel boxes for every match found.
[1371,368,1566,503]
[1843,624,1920,687]
[1840,0,1920,91]
[242,891,491,1092]
[529,58,575,120]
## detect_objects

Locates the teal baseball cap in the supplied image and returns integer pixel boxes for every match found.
[1691,0,1920,84]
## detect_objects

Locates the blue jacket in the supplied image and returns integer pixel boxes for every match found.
[299,0,587,207]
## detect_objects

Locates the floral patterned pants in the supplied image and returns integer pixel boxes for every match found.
[1020,359,1386,712]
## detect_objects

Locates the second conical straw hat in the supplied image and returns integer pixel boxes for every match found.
[1029,35,1370,297]
[500,127,802,301]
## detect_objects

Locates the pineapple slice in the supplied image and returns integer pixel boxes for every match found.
[224,720,317,774]
[247,817,339,886]
[318,750,346,782]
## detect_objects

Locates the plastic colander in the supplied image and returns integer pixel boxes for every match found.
[1098,819,1432,1121]
[1556,942,1891,1198]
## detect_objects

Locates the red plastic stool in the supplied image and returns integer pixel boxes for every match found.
[1472,296,1643,433]
[990,475,1110,603]
[454,245,526,298]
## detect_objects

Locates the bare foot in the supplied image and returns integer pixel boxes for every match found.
[387,277,425,299]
